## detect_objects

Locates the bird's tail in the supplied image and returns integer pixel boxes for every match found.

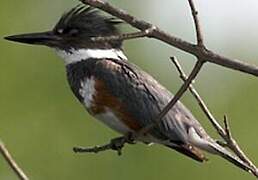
[188,127,252,173]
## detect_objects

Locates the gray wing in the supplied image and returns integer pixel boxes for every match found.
[93,59,208,143]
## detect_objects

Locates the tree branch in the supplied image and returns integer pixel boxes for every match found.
[80,0,258,77]
[188,0,204,46]
[170,56,258,177]
[0,140,29,180]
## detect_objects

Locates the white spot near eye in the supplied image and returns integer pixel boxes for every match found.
[57,29,64,34]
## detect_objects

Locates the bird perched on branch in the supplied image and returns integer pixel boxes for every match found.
[4,5,250,171]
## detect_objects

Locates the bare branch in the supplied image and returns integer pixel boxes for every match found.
[80,0,258,77]
[170,56,258,177]
[91,27,156,42]
[188,0,204,46]
[0,140,29,180]
[223,115,232,139]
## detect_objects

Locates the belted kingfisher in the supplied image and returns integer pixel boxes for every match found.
[4,5,249,170]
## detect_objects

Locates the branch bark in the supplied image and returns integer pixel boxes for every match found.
[0,140,29,180]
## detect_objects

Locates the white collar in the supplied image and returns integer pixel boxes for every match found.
[55,48,128,65]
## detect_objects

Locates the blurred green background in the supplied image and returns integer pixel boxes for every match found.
[1,0,258,179]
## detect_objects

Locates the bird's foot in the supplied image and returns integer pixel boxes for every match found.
[73,132,137,156]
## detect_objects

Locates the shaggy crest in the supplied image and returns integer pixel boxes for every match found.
[53,5,122,37]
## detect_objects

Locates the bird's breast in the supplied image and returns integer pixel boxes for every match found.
[78,76,142,134]
[79,76,96,109]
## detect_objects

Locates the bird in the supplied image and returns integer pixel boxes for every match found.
[4,5,251,172]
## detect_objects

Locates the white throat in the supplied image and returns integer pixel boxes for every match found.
[55,48,128,65]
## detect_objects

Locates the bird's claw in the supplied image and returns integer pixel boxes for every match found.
[110,132,136,155]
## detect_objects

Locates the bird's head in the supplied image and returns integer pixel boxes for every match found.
[4,5,123,51]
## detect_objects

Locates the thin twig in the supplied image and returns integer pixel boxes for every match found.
[188,0,204,46]
[223,115,232,139]
[91,27,156,42]
[80,0,258,77]
[170,56,258,177]
[0,140,29,180]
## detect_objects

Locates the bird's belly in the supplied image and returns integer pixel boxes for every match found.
[94,109,131,134]
[94,111,166,144]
